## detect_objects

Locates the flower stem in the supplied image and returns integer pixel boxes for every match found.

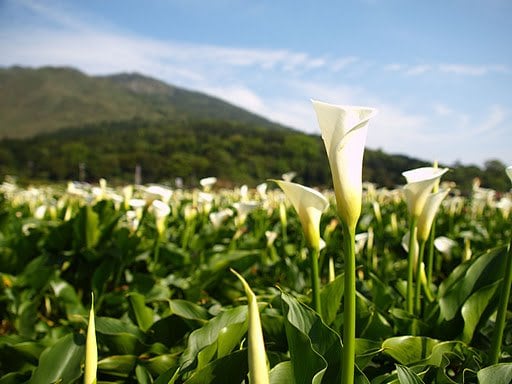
[489,241,512,365]
[406,216,418,315]
[310,246,322,315]
[426,220,436,286]
[414,240,427,318]
[341,221,356,384]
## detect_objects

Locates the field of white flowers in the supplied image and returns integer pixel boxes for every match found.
[0,102,511,383]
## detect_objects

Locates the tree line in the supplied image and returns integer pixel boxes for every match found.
[0,118,509,192]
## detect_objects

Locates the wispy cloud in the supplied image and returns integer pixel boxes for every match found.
[1,0,510,166]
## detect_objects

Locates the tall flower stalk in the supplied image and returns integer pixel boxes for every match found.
[273,179,328,313]
[402,167,448,318]
[489,165,512,365]
[312,100,377,384]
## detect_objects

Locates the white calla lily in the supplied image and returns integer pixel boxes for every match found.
[402,167,449,218]
[312,100,377,230]
[273,180,328,251]
[417,189,450,242]
[507,166,512,184]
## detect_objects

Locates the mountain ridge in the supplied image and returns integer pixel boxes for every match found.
[0,65,290,138]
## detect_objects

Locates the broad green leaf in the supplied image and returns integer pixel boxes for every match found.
[143,353,180,376]
[356,292,393,340]
[355,338,382,369]
[28,333,85,384]
[382,336,439,365]
[135,364,153,384]
[477,363,512,384]
[179,305,248,373]
[0,372,32,384]
[146,315,191,347]
[183,349,248,384]
[269,361,294,384]
[128,292,155,332]
[74,205,100,251]
[51,278,87,317]
[98,355,137,376]
[319,272,344,325]
[281,291,342,384]
[95,316,145,355]
[460,281,499,343]
[396,364,425,384]
[439,246,507,321]
[169,299,210,322]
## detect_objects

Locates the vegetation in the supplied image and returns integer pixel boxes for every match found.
[0,117,508,193]
[0,174,511,383]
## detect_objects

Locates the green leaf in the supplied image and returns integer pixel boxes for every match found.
[51,278,87,317]
[98,355,137,377]
[169,299,210,322]
[280,291,342,384]
[183,349,248,384]
[135,364,153,384]
[477,363,512,384]
[439,246,507,321]
[269,361,294,384]
[396,364,425,384]
[28,333,85,384]
[74,205,100,251]
[460,281,500,343]
[143,353,180,376]
[319,272,344,325]
[128,292,155,332]
[95,316,146,355]
[179,305,248,373]
[382,336,439,365]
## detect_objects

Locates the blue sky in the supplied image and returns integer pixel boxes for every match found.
[1,0,511,168]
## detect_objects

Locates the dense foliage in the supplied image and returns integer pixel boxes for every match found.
[0,118,509,193]
[0,175,511,383]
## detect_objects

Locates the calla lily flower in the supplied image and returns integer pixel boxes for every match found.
[507,166,512,184]
[84,293,97,384]
[273,180,328,251]
[434,236,458,258]
[402,167,449,218]
[231,269,269,384]
[199,177,217,191]
[209,208,233,228]
[312,100,377,230]
[150,200,171,236]
[417,189,450,242]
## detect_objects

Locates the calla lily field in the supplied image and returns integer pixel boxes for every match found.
[1,101,512,384]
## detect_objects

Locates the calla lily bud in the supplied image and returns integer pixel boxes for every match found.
[402,167,449,218]
[417,189,450,242]
[231,269,269,384]
[273,180,329,251]
[506,166,512,184]
[312,100,377,230]
[84,293,97,384]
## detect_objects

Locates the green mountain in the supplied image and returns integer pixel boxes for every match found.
[0,66,289,138]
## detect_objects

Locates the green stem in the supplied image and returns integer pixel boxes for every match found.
[489,241,512,365]
[341,222,356,384]
[414,240,427,319]
[310,246,322,316]
[406,216,418,315]
[426,220,436,286]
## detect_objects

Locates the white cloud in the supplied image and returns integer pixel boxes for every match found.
[1,0,510,167]
[405,64,431,76]
[438,64,510,76]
